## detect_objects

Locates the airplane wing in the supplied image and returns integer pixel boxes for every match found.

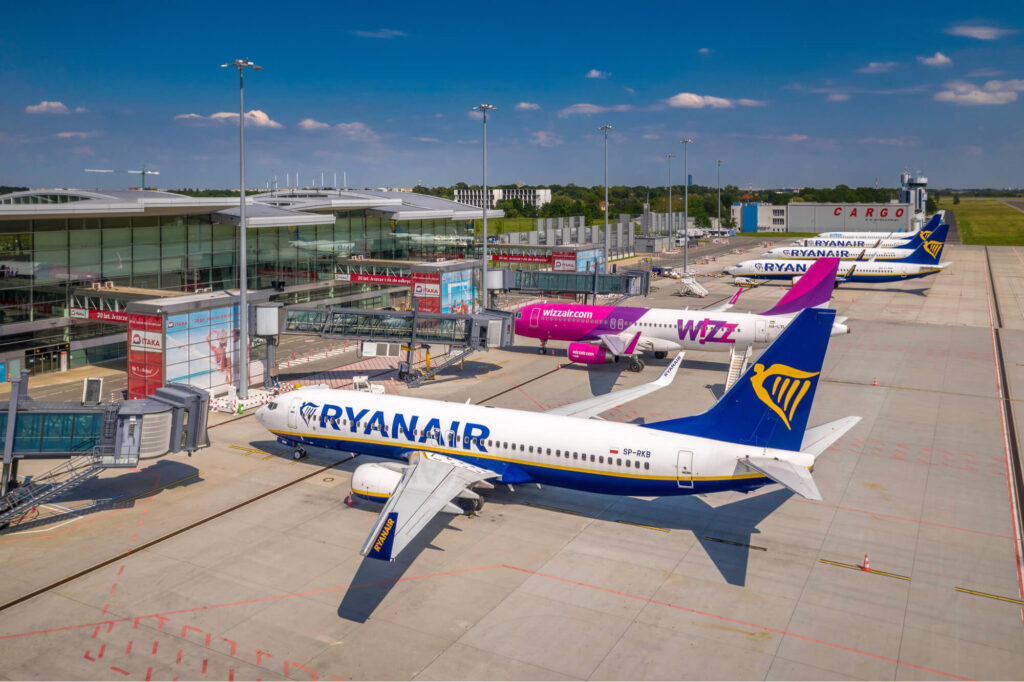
[545,352,683,419]
[596,331,642,357]
[360,452,498,562]
[705,288,743,313]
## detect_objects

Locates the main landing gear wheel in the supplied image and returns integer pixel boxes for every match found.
[654,351,668,359]
[293,447,307,460]
[629,358,645,373]
[455,497,484,514]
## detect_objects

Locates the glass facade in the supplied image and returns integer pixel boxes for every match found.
[0,208,475,364]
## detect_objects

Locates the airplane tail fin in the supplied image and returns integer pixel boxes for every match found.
[901,213,941,247]
[899,223,948,264]
[643,307,835,452]
[759,258,838,316]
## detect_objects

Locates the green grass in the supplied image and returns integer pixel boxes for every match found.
[939,197,1024,246]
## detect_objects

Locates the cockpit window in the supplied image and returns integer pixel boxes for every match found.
[267,402,277,410]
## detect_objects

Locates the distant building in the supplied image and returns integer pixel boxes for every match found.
[731,202,788,232]
[454,187,552,210]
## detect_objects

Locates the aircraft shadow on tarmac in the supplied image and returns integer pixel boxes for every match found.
[4,457,202,534]
[838,285,931,297]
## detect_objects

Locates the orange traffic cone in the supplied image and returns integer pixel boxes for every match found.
[345,493,355,507]
[863,553,871,572]
[872,377,878,386]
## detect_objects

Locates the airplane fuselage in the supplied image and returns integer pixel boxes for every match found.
[258,388,780,496]
[728,259,946,283]
[801,237,913,248]
[761,246,915,260]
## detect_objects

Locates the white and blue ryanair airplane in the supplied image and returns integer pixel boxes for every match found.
[799,214,941,249]
[256,309,858,562]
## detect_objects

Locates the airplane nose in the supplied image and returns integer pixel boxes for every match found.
[255,405,268,425]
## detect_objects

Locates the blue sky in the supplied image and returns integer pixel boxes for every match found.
[1,0,1021,190]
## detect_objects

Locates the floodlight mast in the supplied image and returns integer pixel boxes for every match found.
[664,154,675,237]
[473,103,497,310]
[599,125,613,271]
[221,58,262,400]
[680,138,693,273]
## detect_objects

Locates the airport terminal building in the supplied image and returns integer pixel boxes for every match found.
[0,188,501,378]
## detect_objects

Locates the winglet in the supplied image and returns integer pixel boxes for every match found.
[623,331,642,355]
[652,352,684,387]
[759,258,838,316]
[364,511,398,561]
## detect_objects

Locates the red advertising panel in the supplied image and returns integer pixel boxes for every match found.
[127,313,164,398]
[552,251,577,272]
[70,307,129,323]
[334,272,412,285]
[411,272,441,313]
[490,254,552,263]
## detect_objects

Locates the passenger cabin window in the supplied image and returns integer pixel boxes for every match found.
[644,462,650,470]
[599,456,605,464]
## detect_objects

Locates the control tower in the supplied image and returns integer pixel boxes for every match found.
[899,171,928,224]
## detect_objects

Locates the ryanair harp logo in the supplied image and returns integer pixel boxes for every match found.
[922,237,942,259]
[750,363,820,430]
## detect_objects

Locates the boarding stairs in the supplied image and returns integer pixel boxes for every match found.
[678,274,709,298]
[404,346,477,388]
[0,408,139,527]
[725,344,754,393]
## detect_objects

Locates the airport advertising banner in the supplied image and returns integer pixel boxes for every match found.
[334,272,411,285]
[163,305,262,396]
[70,307,129,323]
[440,268,476,314]
[411,272,441,313]
[127,313,164,398]
[552,251,577,272]
[576,248,604,274]
[490,254,551,263]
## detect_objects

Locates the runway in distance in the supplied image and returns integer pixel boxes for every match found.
[727,224,950,284]
[255,308,858,561]
[513,257,847,371]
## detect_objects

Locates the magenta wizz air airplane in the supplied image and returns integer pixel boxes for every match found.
[513,258,847,371]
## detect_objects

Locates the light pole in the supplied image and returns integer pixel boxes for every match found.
[222,58,262,400]
[599,124,613,270]
[680,138,693,273]
[474,104,497,309]
[664,154,675,237]
[716,159,722,234]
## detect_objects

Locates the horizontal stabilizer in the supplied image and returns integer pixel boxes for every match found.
[742,455,822,500]
[800,416,861,458]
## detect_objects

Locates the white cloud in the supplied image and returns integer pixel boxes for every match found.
[467,110,483,120]
[297,118,330,130]
[353,28,406,39]
[856,61,899,73]
[55,131,96,139]
[917,52,952,67]
[335,122,379,141]
[175,110,283,128]
[827,93,851,102]
[624,87,635,94]
[737,98,766,107]
[557,103,634,117]
[666,92,733,108]
[413,137,439,142]
[967,68,1003,77]
[515,102,541,111]
[698,47,711,54]
[934,79,1023,105]
[74,107,87,113]
[25,100,70,114]
[778,134,808,142]
[858,136,918,146]
[585,69,609,79]
[642,133,659,140]
[529,131,563,147]
[945,24,1017,40]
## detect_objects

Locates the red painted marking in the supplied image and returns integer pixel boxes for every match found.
[101,603,110,615]
[92,625,101,639]
[145,667,153,681]
[202,659,208,674]
[182,624,204,639]
[286,661,318,680]
[84,645,105,661]
[501,564,972,680]
[176,649,183,664]
[110,583,118,595]
[152,641,159,655]
[254,649,273,665]
[131,533,138,542]
[205,633,212,647]
[118,565,125,575]
[228,669,235,681]
[110,666,130,675]
[137,519,144,528]
[126,640,133,655]
[218,636,237,656]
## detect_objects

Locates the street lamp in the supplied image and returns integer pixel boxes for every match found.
[664,154,675,237]
[221,58,262,400]
[716,159,722,235]
[473,104,497,309]
[680,138,693,273]
[599,124,613,270]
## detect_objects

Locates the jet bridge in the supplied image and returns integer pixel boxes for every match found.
[0,372,210,528]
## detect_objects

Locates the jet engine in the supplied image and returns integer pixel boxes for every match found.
[350,461,406,503]
[567,342,616,364]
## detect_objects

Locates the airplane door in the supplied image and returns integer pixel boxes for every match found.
[755,318,768,344]
[287,400,298,429]
[676,450,694,488]
[529,307,541,328]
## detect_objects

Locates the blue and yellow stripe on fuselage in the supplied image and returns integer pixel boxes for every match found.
[268,429,771,498]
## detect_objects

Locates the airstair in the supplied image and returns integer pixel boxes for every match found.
[678,274,709,298]
[725,344,754,392]
[0,454,112,526]
[402,346,476,388]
